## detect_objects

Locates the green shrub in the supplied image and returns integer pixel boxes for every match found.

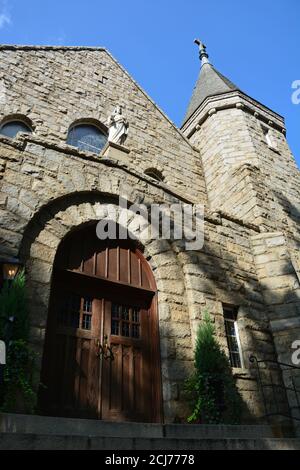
[185,310,243,424]
[0,270,30,341]
[0,271,38,413]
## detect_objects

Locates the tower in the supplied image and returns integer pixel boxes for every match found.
[181,40,299,233]
[182,41,300,429]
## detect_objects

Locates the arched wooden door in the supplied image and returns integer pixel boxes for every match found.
[39,225,162,423]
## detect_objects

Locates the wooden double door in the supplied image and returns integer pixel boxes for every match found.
[39,230,162,423]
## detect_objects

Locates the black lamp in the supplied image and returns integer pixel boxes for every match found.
[1,257,22,282]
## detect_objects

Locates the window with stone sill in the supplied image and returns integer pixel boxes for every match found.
[67,123,107,154]
[223,305,244,369]
[0,120,33,139]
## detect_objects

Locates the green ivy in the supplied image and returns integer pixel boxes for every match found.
[184,310,243,424]
[0,271,38,413]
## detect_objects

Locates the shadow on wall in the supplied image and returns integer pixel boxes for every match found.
[273,191,300,246]
[15,190,292,426]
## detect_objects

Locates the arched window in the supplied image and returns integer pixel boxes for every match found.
[144,168,164,182]
[67,123,107,154]
[0,120,32,138]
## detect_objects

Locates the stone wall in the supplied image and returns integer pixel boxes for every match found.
[251,232,300,426]
[182,89,300,428]
[0,46,295,424]
[181,90,300,234]
[0,132,277,421]
[0,46,206,204]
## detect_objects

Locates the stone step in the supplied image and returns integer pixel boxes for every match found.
[1,432,300,450]
[0,413,276,439]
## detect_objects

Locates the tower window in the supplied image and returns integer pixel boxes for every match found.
[67,123,107,154]
[223,305,243,368]
[0,121,32,138]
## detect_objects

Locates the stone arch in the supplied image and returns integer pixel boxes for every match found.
[66,117,108,134]
[19,191,193,420]
[144,167,164,182]
[0,113,35,131]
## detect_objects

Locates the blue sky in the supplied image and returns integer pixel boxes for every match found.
[0,0,299,165]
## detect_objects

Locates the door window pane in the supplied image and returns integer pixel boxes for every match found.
[111,303,140,339]
[81,297,93,330]
[122,322,130,337]
[121,306,129,321]
[58,295,93,330]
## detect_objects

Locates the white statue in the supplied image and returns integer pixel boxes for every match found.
[107,105,128,145]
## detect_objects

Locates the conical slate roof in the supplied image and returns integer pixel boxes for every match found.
[182,56,240,125]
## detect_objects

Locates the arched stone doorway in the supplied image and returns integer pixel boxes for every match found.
[39,223,162,423]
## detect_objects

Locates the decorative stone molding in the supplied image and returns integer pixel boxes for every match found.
[102,140,130,163]
[181,91,285,138]
[208,108,217,116]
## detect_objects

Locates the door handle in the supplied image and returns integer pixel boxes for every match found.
[96,337,114,361]
[96,339,103,357]
[103,334,114,361]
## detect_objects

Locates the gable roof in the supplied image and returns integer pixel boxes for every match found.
[0,44,196,150]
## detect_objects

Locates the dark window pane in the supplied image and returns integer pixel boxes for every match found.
[132,324,140,338]
[121,306,129,321]
[223,306,242,368]
[82,313,92,330]
[112,304,120,318]
[227,333,239,353]
[67,124,107,153]
[111,304,140,338]
[132,308,140,323]
[223,308,237,321]
[230,351,241,368]
[83,297,92,313]
[225,319,236,337]
[111,319,119,335]
[122,322,130,337]
[0,121,32,138]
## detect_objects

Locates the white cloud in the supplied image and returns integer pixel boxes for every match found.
[0,12,11,29]
[0,0,11,29]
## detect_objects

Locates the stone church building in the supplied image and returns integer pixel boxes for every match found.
[0,41,300,426]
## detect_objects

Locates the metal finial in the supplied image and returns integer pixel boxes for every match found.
[194,38,209,65]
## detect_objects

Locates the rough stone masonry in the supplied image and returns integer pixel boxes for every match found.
[0,44,300,426]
